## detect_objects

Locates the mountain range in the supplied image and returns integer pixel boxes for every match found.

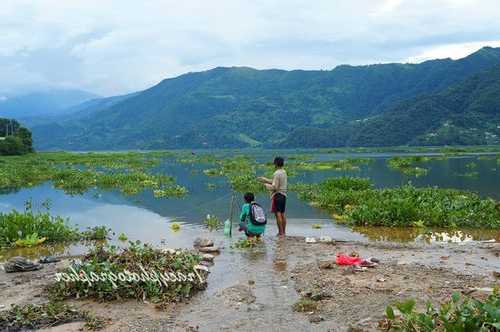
[21,46,500,150]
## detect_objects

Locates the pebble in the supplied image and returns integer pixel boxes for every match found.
[319,236,334,243]
[305,237,317,243]
[198,246,220,253]
[319,260,335,269]
[193,238,214,248]
[201,254,215,262]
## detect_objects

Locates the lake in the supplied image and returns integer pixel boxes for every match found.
[1,150,499,260]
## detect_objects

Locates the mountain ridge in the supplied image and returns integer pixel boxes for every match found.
[30,46,500,150]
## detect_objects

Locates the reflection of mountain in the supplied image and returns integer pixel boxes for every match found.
[28,46,500,150]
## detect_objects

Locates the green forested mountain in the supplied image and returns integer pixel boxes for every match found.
[32,47,500,150]
[0,119,34,155]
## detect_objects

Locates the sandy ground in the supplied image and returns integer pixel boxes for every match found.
[0,237,499,331]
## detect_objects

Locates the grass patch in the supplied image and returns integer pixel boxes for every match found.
[48,242,206,306]
[292,298,318,312]
[387,156,433,177]
[0,301,106,331]
[0,203,80,248]
[382,291,500,331]
[295,176,500,228]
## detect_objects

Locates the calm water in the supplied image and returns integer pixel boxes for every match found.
[1,151,499,260]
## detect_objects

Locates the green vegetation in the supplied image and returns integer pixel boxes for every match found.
[292,298,318,312]
[0,118,34,156]
[0,302,105,331]
[49,242,206,306]
[386,156,437,176]
[382,291,500,332]
[291,158,372,172]
[295,177,500,228]
[0,203,80,248]
[118,233,128,241]
[0,151,187,197]
[232,237,261,248]
[203,155,266,192]
[203,214,222,231]
[81,226,111,241]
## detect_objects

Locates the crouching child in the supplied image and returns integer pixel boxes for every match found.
[239,192,266,239]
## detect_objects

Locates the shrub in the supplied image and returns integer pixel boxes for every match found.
[382,291,500,331]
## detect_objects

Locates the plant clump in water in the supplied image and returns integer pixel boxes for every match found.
[295,176,500,229]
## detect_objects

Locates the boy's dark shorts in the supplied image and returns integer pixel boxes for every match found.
[271,193,286,213]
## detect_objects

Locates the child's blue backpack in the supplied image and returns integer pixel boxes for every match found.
[249,202,267,226]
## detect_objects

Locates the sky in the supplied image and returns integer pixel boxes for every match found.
[1,0,500,97]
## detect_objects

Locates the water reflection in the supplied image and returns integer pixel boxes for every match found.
[354,226,500,243]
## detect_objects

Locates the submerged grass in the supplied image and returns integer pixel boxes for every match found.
[0,151,187,197]
[295,177,500,228]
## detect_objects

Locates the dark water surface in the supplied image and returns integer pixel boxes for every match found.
[1,151,499,261]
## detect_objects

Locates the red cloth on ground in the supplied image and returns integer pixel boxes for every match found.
[336,253,363,265]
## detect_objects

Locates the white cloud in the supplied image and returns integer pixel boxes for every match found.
[407,40,500,63]
[1,0,500,95]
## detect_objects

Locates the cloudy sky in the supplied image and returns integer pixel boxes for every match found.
[1,0,500,96]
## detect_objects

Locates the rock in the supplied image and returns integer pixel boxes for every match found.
[376,278,386,282]
[3,256,42,273]
[193,238,214,248]
[199,260,213,267]
[247,303,265,312]
[319,236,334,243]
[305,237,317,243]
[194,264,210,272]
[201,254,215,262]
[161,248,176,255]
[39,256,61,264]
[309,315,324,323]
[198,246,220,253]
[319,260,335,269]
[493,271,500,279]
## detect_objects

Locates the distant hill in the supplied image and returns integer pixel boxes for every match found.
[31,46,500,150]
[0,89,99,119]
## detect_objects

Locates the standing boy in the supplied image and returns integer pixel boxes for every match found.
[258,157,287,236]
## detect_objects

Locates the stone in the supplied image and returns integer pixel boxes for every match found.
[3,256,42,273]
[201,254,215,262]
[319,236,334,243]
[198,246,220,253]
[305,237,317,243]
[199,261,213,267]
[161,248,176,255]
[319,260,335,269]
[39,256,61,264]
[193,238,214,248]
[309,315,324,323]
[493,271,500,279]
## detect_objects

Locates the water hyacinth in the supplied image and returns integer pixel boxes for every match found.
[295,176,500,229]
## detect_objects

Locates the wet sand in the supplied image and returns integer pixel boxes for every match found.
[1,236,498,331]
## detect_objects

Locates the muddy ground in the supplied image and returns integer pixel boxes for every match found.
[1,237,499,331]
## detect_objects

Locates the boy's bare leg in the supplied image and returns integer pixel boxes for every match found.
[276,212,285,236]
[281,213,287,235]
